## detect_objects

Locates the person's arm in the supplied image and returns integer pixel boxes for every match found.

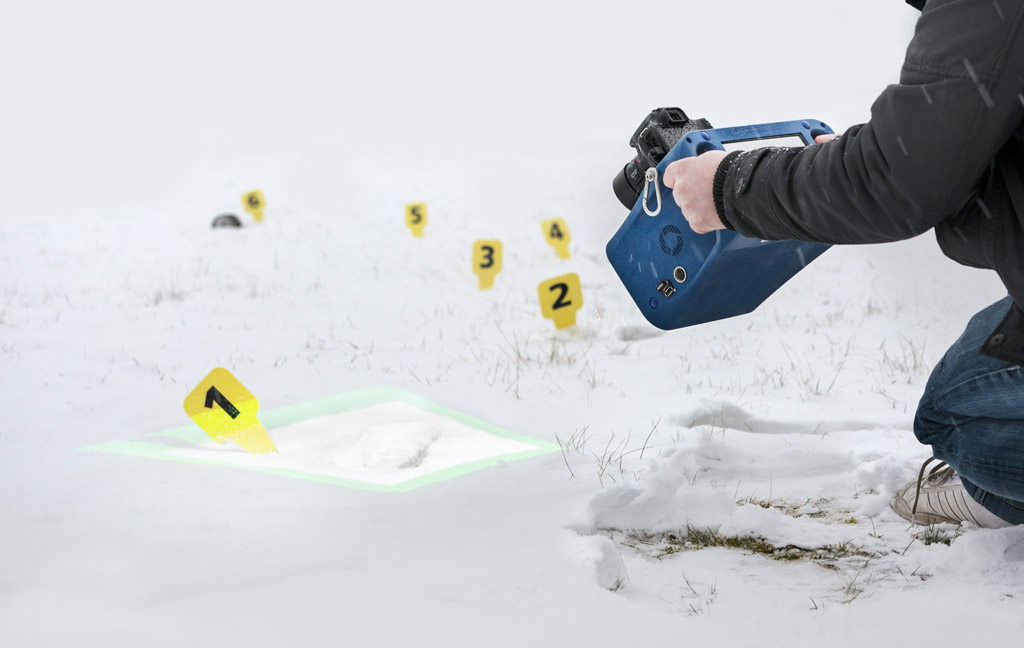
[667,0,1024,245]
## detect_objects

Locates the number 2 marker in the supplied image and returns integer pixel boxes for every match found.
[183,367,277,454]
[538,272,582,329]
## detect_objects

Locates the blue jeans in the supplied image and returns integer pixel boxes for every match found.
[914,296,1024,524]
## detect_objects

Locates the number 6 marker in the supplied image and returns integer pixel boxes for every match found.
[472,239,503,290]
[183,367,277,454]
[242,190,266,222]
[538,272,582,329]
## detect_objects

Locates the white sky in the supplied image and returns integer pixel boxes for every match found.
[0,1,913,215]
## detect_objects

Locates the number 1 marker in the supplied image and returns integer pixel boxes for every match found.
[183,367,277,454]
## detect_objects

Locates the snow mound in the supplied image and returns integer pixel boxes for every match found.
[936,526,1024,575]
[582,448,737,533]
[676,400,889,435]
[566,533,628,591]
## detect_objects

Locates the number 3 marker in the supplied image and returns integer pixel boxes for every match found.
[183,367,277,454]
[242,190,266,222]
[472,239,503,290]
[405,202,428,237]
[538,272,582,329]
[541,218,571,259]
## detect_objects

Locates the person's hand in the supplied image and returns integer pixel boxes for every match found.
[663,150,727,234]
[663,134,838,234]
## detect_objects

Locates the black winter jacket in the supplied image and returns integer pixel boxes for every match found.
[712,0,1024,366]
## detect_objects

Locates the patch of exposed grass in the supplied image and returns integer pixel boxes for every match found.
[734,495,848,521]
[915,524,962,546]
[619,526,873,568]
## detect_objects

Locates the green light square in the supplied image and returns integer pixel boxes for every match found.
[82,386,557,491]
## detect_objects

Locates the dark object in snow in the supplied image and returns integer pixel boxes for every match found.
[211,213,243,229]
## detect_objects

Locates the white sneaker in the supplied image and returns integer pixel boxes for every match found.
[892,458,1012,528]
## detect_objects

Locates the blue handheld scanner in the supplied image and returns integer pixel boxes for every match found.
[605,119,833,330]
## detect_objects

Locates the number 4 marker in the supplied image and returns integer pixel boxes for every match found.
[538,272,583,329]
[183,367,277,454]
[541,218,571,259]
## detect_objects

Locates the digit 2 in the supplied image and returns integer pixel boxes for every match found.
[550,283,571,309]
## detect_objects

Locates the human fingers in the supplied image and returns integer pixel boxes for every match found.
[663,158,688,188]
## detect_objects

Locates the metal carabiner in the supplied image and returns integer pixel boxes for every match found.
[642,167,662,217]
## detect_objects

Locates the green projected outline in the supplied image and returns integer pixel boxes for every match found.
[82,386,558,492]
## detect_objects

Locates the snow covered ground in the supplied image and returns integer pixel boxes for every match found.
[3,1,1024,645]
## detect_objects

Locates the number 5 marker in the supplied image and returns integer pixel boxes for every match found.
[541,218,571,259]
[538,272,582,329]
[472,239,503,290]
[405,202,427,237]
[183,367,277,454]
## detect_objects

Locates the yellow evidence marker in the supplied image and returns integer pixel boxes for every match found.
[472,239,503,290]
[541,218,571,259]
[183,367,278,454]
[242,189,266,222]
[538,272,583,329]
[405,202,428,237]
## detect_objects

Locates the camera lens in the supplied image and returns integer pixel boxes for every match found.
[613,159,646,209]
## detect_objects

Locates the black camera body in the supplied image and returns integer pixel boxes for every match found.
[612,107,713,210]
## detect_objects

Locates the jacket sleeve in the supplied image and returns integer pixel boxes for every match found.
[713,0,1024,245]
